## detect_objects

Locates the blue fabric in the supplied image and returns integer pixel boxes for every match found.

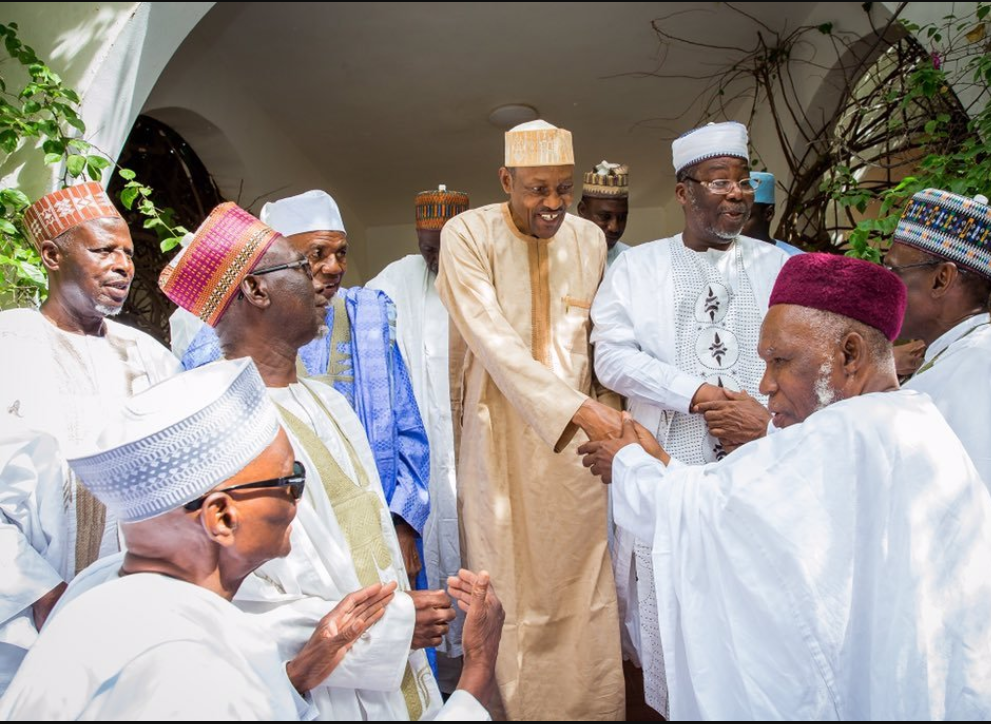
[179,287,432,538]
[774,239,804,256]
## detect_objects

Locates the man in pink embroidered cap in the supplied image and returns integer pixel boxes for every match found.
[0,182,180,694]
[579,253,991,720]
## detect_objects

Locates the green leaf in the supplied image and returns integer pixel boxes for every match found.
[160,236,182,253]
[62,89,79,103]
[1,189,30,208]
[142,216,164,230]
[66,154,85,177]
[86,154,111,170]
[66,138,89,151]
[43,152,62,165]
[41,138,64,155]
[21,100,40,115]
[66,116,85,132]
[118,168,136,180]
[0,219,17,235]
[120,186,139,210]
[0,129,18,154]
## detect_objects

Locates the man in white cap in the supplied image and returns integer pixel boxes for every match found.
[177,190,431,589]
[739,170,803,256]
[578,160,631,266]
[890,188,991,487]
[590,121,789,716]
[159,203,456,721]
[0,182,180,694]
[367,185,470,684]
[580,253,991,720]
[436,120,625,720]
[0,358,505,720]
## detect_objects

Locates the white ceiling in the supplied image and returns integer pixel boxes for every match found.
[147,2,872,229]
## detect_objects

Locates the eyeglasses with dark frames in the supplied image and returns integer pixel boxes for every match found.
[184,460,306,511]
[681,176,761,195]
[250,257,313,279]
[882,260,943,274]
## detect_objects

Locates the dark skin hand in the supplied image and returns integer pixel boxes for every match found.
[572,398,623,441]
[577,413,668,484]
[286,581,396,694]
[394,519,421,581]
[409,588,456,649]
[694,389,771,447]
[893,340,926,378]
[446,569,505,708]
[32,581,68,631]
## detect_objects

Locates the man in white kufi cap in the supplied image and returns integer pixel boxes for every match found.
[174,191,431,590]
[0,359,398,720]
[590,121,789,716]
[435,120,625,720]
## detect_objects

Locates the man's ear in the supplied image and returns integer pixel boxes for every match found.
[930,261,957,299]
[498,167,513,195]
[39,240,61,272]
[239,275,271,309]
[840,331,867,374]
[198,493,239,547]
[577,199,588,218]
[763,204,775,223]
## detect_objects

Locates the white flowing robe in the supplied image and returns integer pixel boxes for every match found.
[591,234,787,709]
[235,378,444,721]
[368,254,464,655]
[0,570,312,720]
[0,309,180,693]
[903,313,991,490]
[611,389,991,720]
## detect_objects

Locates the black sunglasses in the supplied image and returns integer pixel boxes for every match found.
[184,460,306,511]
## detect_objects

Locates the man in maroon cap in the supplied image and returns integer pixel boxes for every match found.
[579,253,991,720]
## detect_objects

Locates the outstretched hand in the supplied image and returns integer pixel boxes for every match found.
[447,569,504,708]
[577,413,668,483]
[286,581,397,694]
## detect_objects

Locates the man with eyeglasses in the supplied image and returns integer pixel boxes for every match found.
[888,189,991,489]
[0,183,181,695]
[159,203,457,721]
[435,119,625,720]
[590,121,789,716]
[174,190,431,597]
[0,358,505,720]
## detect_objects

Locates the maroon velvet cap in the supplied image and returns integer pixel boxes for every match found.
[768,253,907,341]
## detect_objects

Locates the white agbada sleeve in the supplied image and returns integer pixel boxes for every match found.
[612,392,991,721]
[591,252,704,413]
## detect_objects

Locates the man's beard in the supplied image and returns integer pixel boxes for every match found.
[813,360,838,412]
[95,303,123,317]
[314,324,329,340]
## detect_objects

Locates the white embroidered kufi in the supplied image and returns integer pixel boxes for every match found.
[260,189,347,236]
[672,121,749,174]
[505,119,575,167]
[68,358,281,522]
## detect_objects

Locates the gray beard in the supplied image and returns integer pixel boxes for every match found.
[95,304,123,317]
[813,360,838,412]
[314,325,329,340]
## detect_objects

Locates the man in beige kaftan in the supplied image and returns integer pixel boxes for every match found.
[436,120,624,720]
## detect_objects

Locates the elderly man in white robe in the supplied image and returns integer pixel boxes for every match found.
[0,359,503,720]
[367,184,469,675]
[590,121,788,714]
[886,188,991,488]
[158,202,457,721]
[580,252,991,720]
[0,182,180,694]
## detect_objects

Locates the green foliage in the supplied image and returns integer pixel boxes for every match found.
[0,21,189,307]
[829,3,991,260]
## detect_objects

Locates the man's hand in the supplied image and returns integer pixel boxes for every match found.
[577,413,669,483]
[894,339,926,378]
[690,382,732,408]
[571,398,623,442]
[286,581,397,694]
[447,569,504,708]
[694,389,770,447]
[32,581,67,631]
[394,519,422,581]
[409,589,456,649]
